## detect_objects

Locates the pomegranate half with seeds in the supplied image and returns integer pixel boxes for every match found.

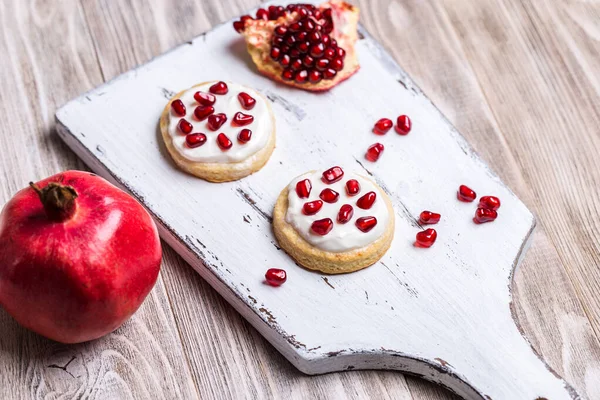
[234,1,360,91]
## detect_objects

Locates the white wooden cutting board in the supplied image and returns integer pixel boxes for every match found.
[55,2,579,399]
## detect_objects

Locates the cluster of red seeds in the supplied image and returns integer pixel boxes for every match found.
[366,115,412,162]
[457,185,501,223]
[295,166,378,236]
[171,81,257,150]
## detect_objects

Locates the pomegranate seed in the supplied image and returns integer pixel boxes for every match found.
[302,55,315,68]
[365,143,384,162]
[171,99,186,116]
[310,43,325,57]
[186,133,207,148]
[280,54,291,67]
[309,31,322,43]
[256,8,268,20]
[322,21,333,34]
[273,36,284,46]
[271,47,282,61]
[331,58,344,71]
[323,68,337,79]
[268,5,280,20]
[419,211,441,225]
[207,113,227,131]
[395,115,412,135]
[373,118,393,135]
[290,58,303,71]
[297,41,310,54]
[415,228,437,248]
[303,200,323,215]
[296,31,308,41]
[233,112,254,126]
[286,35,297,46]
[217,133,232,150]
[178,118,193,134]
[322,36,331,47]
[282,69,294,80]
[194,105,214,121]
[311,218,333,236]
[265,268,286,286]
[274,25,287,36]
[238,128,252,143]
[296,179,312,198]
[297,7,309,18]
[295,70,308,83]
[237,92,256,110]
[322,166,344,183]
[308,70,322,83]
[357,191,376,209]
[324,8,332,18]
[320,188,339,203]
[457,185,477,202]
[194,91,216,106]
[356,216,377,233]
[313,10,322,19]
[337,204,354,224]
[289,22,302,32]
[233,20,245,33]
[335,47,346,58]
[474,208,498,224]
[478,196,501,211]
[209,81,228,95]
[315,58,329,71]
[323,47,335,59]
[345,179,360,196]
[330,38,338,47]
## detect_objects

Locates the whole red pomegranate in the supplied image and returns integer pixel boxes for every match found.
[0,171,162,343]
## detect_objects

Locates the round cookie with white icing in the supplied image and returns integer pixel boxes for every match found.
[273,166,395,274]
[160,81,276,182]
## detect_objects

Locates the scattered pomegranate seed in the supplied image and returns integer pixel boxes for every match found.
[238,129,252,143]
[356,216,377,232]
[373,118,393,135]
[207,113,227,131]
[238,92,256,110]
[194,105,214,121]
[265,268,287,286]
[303,200,323,215]
[296,179,312,198]
[178,118,193,134]
[337,204,354,224]
[419,211,441,225]
[474,208,498,224]
[171,99,186,116]
[415,228,437,248]
[357,191,377,209]
[217,133,232,150]
[233,112,254,126]
[365,143,384,162]
[345,179,360,196]
[194,91,216,106]
[319,188,339,203]
[186,133,207,148]
[395,115,412,135]
[478,196,501,211]
[311,218,333,236]
[322,166,344,184]
[209,81,228,95]
[457,185,477,202]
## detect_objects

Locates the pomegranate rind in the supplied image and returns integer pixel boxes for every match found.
[241,1,360,92]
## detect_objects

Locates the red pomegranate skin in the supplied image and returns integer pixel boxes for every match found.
[0,171,162,343]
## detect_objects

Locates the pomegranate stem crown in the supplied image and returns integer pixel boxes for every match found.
[29,181,78,222]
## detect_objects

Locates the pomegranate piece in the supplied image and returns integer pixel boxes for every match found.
[207,113,227,131]
[303,200,323,215]
[171,99,186,116]
[355,216,377,232]
[337,204,354,224]
[365,143,384,162]
[186,133,207,148]
[311,218,333,236]
[238,92,256,110]
[457,185,477,202]
[395,115,412,135]
[296,179,312,198]
[178,118,193,134]
[265,268,287,286]
[478,196,501,211]
[194,105,214,121]
[373,118,392,135]
[415,228,437,248]
[238,128,252,143]
[233,112,254,126]
[419,211,441,225]
[194,91,216,106]
[209,81,228,95]
[356,191,376,209]
[217,133,233,150]
[319,188,339,203]
[345,179,360,196]
[322,166,344,184]
[474,208,498,224]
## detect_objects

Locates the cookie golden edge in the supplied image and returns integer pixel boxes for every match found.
[273,176,395,274]
[160,82,276,182]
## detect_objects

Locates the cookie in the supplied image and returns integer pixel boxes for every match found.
[160,81,276,182]
[273,166,395,274]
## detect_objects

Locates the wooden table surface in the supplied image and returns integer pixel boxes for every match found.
[1,0,599,399]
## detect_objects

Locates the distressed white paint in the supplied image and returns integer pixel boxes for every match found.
[54,3,579,398]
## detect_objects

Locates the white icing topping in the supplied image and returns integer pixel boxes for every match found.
[285,169,390,253]
[168,82,272,163]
